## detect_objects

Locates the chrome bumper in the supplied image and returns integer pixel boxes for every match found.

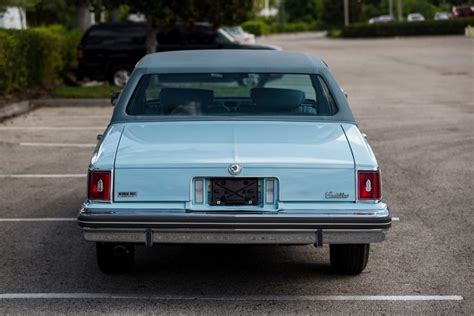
[82,228,387,245]
[78,207,391,245]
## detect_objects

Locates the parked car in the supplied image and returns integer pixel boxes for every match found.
[78,50,391,275]
[451,6,474,18]
[368,15,395,24]
[434,12,450,21]
[407,13,425,22]
[220,26,256,44]
[77,22,275,87]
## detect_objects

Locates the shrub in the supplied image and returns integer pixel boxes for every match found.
[276,21,321,33]
[46,25,83,76]
[339,18,474,38]
[0,25,82,95]
[241,20,272,36]
[241,20,321,36]
[0,32,20,93]
[24,28,64,87]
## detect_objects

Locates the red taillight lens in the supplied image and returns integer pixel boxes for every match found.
[358,170,381,200]
[88,171,111,201]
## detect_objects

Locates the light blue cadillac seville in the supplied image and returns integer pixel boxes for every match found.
[78,50,391,275]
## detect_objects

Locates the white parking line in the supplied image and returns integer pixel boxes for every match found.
[0,218,76,222]
[0,126,102,131]
[19,142,96,148]
[0,174,86,178]
[0,293,463,301]
[392,217,400,221]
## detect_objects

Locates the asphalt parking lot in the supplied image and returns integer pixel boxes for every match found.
[0,35,472,314]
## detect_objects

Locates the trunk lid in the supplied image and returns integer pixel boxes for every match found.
[113,121,355,203]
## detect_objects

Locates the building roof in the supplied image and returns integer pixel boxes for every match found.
[136,50,327,74]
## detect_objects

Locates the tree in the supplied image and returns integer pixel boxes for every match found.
[0,0,38,10]
[361,2,384,22]
[189,0,253,27]
[73,0,91,30]
[125,0,187,53]
[126,0,253,53]
[26,0,75,28]
[284,0,323,23]
[93,0,126,22]
[321,0,362,26]
[382,0,436,20]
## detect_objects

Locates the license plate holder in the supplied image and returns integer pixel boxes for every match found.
[210,178,259,206]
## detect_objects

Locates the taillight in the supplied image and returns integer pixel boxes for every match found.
[88,171,111,201]
[358,170,381,200]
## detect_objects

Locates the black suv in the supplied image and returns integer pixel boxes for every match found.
[77,22,276,86]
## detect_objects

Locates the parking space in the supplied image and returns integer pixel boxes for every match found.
[0,35,472,313]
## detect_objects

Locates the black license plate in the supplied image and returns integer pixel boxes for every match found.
[210,178,259,206]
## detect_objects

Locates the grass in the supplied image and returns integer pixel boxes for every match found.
[51,85,119,98]
[327,29,342,38]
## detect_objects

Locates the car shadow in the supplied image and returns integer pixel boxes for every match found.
[83,244,349,295]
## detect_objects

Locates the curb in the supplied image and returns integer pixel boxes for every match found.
[0,98,110,121]
[0,101,32,121]
[32,98,109,107]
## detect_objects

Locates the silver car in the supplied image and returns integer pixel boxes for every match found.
[407,13,425,22]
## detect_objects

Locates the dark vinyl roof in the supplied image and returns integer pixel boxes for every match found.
[136,50,327,73]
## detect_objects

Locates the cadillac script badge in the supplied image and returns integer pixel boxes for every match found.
[325,191,349,199]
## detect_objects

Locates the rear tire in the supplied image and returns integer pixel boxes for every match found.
[330,244,370,275]
[96,242,134,274]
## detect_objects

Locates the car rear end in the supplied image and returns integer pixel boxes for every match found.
[78,50,390,275]
[80,120,389,245]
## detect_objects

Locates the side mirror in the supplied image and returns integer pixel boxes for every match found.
[110,91,120,106]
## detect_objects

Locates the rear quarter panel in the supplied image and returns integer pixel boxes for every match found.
[341,123,378,170]
[90,124,125,170]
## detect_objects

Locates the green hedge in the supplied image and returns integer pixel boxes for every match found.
[340,18,474,38]
[0,25,82,95]
[241,20,272,37]
[241,20,321,37]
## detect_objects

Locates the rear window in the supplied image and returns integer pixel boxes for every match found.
[126,73,338,116]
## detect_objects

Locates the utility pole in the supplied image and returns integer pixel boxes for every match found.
[389,0,393,17]
[344,0,349,26]
[397,0,402,21]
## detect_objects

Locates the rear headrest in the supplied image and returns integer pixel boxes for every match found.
[159,88,214,113]
[250,88,305,110]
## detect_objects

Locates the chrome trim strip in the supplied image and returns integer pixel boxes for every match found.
[324,229,386,243]
[78,220,391,226]
[81,208,389,217]
[83,228,387,244]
